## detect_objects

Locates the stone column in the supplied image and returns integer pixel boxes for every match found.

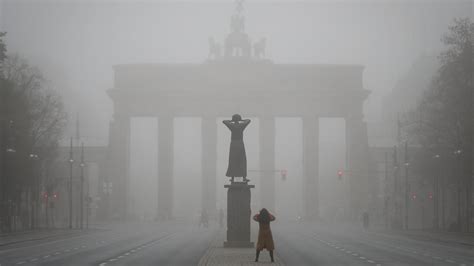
[201,116,217,217]
[158,116,174,220]
[346,117,369,220]
[302,116,319,220]
[106,114,130,220]
[259,116,275,212]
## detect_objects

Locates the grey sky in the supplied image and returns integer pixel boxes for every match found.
[0,0,472,144]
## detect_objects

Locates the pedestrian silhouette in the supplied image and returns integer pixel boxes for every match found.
[253,208,275,262]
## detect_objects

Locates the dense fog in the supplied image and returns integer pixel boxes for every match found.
[1,0,472,230]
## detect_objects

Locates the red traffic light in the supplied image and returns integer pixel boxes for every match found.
[53,193,58,199]
[411,192,417,200]
[428,192,433,200]
[337,170,343,179]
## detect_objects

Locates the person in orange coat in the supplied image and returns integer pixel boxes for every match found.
[253,208,275,262]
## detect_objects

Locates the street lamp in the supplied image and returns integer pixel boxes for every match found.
[404,141,409,230]
[453,148,463,231]
[29,153,39,229]
[68,138,74,229]
[79,143,85,230]
[433,154,441,230]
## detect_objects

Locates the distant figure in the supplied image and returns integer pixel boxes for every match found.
[363,211,369,230]
[253,208,275,262]
[219,208,225,228]
[223,114,251,183]
[199,209,209,228]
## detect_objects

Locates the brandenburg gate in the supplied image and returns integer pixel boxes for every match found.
[103,2,370,221]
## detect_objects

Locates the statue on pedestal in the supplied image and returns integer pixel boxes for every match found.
[223,114,251,183]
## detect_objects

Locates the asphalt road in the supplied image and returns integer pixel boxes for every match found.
[0,222,216,266]
[1,221,473,266]
[274,222,474,266]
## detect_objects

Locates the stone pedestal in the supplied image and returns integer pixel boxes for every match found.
[223,182,254,248]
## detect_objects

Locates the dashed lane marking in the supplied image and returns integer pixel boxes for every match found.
[16,262,25,265]
[30,258,38,262]
[313,235,379,266]
[43,255,50,259]
[98,232,174,265]
[446,259,456,263]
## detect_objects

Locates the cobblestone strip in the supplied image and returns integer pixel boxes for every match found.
[199,230,284,266]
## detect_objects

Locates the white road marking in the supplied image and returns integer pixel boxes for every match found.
[99,263,107,266]
[81,245,86,248]
[43,255,50,258]
[118,256,124,258]
[16,262,25,265]
[65,249,70,252]
[30,258,38,262]
[55,252,61,255]
[74,247,78,250]
[359,256,366,259]
[434,256,441,260]
[446,259,456,263]
[367,260,375,263]
[109,258,116,262]
[124,252,130,256]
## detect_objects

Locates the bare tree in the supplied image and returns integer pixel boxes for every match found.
[1,54,67,231]
[405,18,473,232]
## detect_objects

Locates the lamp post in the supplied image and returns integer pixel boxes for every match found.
[68,138,74,229]
[29,153,39,229]
[454,149,462,231]
[80,143,85,230]
[433,154,440,230]
[404,141,410,230]
[3,120,16,232]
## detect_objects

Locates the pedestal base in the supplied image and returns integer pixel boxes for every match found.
[223,241,254,248]
[224,182,255,248]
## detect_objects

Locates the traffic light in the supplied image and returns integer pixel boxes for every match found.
[411,192,417,200]
[428,192,433,200]
[53,193,58,199]
[43,192,48,201]
[281,169,287,181]
[337,169,343,180]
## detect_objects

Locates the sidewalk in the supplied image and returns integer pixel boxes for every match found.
[199,230,284,266]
